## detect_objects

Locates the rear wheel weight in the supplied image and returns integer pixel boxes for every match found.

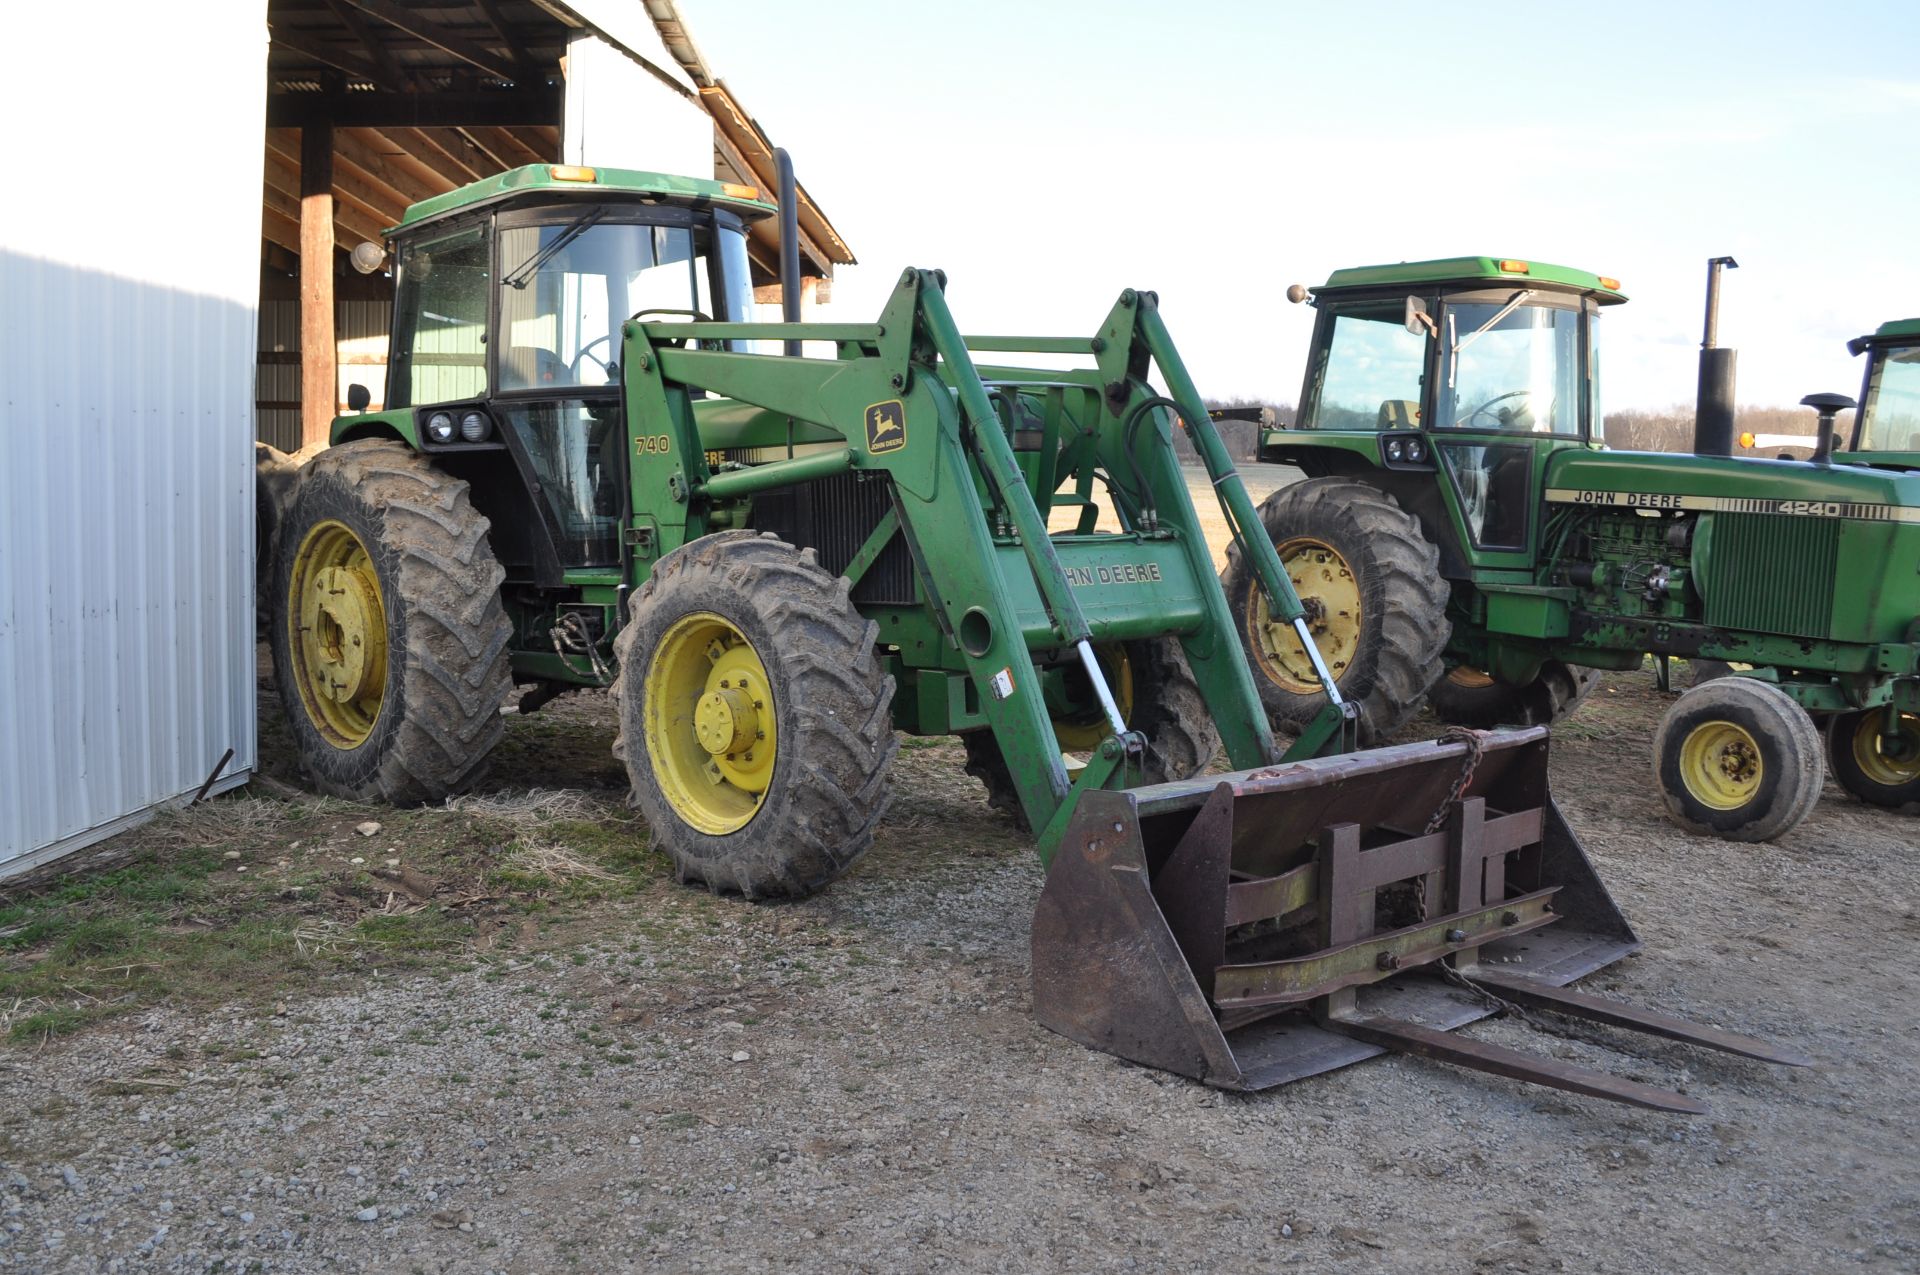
[269,440,512,804]
[613,532,897,899]
[1651,678,1823,841]
[1426,660,1602,728]
[1221,478,1448,743]
[1827,708,1920,809]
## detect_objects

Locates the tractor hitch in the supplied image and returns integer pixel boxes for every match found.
[1031,728,1807,1111]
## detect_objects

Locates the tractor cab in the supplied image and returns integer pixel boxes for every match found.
[337,164,773,576]
[1270,257,1624,569]
[1843,319,1920,466]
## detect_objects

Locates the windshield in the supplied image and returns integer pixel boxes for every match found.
[1859,345,1920,450]
[1302,301,1428,430]
[1441,300,1583,435]
[495,217,754,393]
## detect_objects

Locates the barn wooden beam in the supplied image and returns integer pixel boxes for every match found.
[267,130,409,229]
[300,124,339,447]
[263,153,389,248]
[337,127,457,203]
[382,127,492,187]
[471,0,542,81]
[267,88,561,128]
[340,0,520,83]
[408,128,495,184]
[262,208,303,257]
[461,125,547,171]
[322,0,409,90]
[267,22,407,93]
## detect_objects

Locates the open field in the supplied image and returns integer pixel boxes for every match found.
[1,469,1916,1274]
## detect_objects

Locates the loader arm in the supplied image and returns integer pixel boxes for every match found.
[623,269,1352,855]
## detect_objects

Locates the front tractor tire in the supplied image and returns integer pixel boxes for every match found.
[1221,477,1448,743]
[1826,708,1920,809]
[270,440,513,804]
[1651,677,1823,842]
[963,636,1221,831]
[1426,661,1603,729]
[613,532,897,900]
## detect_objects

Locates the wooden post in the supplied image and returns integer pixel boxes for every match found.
[299,124,337,450]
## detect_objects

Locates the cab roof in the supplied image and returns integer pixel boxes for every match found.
[392,163,779,236]
[1316,256,1628,304]
[1846,318,1920,356]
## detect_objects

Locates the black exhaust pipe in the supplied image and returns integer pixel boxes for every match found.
[774,147,801,357]
[1694,256,1739,457]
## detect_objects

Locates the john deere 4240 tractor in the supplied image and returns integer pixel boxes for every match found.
[270,174,1802,1108]
[1227,256,1920,842]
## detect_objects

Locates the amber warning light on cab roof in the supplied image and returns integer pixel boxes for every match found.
[548,165,597,182]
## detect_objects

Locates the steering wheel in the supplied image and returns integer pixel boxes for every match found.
[571,334,616,382]
[1457,389,1550,429]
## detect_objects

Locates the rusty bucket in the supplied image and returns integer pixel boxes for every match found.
[1031,728,1807,1111]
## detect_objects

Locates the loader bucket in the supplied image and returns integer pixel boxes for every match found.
[1032,728,1808,1111]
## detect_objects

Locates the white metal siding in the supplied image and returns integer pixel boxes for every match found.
[0,3,268,871]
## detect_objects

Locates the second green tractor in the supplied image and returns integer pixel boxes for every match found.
[1227,256,1920,841]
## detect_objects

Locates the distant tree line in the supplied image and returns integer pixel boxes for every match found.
[1602,404,1849,455]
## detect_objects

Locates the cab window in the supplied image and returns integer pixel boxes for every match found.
[1304,302,1428,431]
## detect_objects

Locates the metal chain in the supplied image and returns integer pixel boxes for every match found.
[1423,726,1489,835]
[1409,727,1491,925]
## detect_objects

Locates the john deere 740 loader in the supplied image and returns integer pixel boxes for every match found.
[270,165,1802,1109]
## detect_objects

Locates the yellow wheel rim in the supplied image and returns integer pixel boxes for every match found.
[1851,711,1920,788]
[1052,645,1136,754]
[1247,536,1361,694]
[287,520,389,748]
[1678,719,1764,810]
[644,612,777,835]
[1447,666,1497,689]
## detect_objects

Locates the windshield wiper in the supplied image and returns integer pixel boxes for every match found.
[1447,289,1536,388]
[503,208,607,290]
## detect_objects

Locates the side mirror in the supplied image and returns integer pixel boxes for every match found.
[1404,296,1437,337]
[346,383,372,413]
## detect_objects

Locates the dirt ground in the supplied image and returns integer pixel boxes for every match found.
[2,471,1917,1274]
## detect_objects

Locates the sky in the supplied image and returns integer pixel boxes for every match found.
[691,0,1920,413]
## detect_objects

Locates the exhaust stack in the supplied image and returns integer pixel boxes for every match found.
[1695,255,1739,456]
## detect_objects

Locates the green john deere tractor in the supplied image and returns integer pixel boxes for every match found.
[1226,255,1920,842]
[268,171,1801,1108]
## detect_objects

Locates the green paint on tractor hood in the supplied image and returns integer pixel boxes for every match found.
[1317,256,1627,304]
[1546,449,1920,513]
[392,164,778,235]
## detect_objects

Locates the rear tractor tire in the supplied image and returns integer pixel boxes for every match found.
[1650,677,1823,842]
[1826,708,1920,809]
[270,440,513,804]
[1426,660,1602,729]
[1221,477,1448,743]
[963,636,1221,831]
[613,532,897,899]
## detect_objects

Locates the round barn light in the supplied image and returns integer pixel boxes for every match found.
[459,411,492,443]
[349,241,386,275]
[426,411,456,443]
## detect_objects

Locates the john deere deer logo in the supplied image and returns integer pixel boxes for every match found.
[865,400,907,454]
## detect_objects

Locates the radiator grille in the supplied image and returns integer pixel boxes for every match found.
[1702,514,1839,638]
[748,471,918,606]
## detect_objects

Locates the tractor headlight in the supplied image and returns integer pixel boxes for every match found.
[1384,437,1405,462]
[459,410,492,443]
[1406,436,1426,463]
[426,411,456,443]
